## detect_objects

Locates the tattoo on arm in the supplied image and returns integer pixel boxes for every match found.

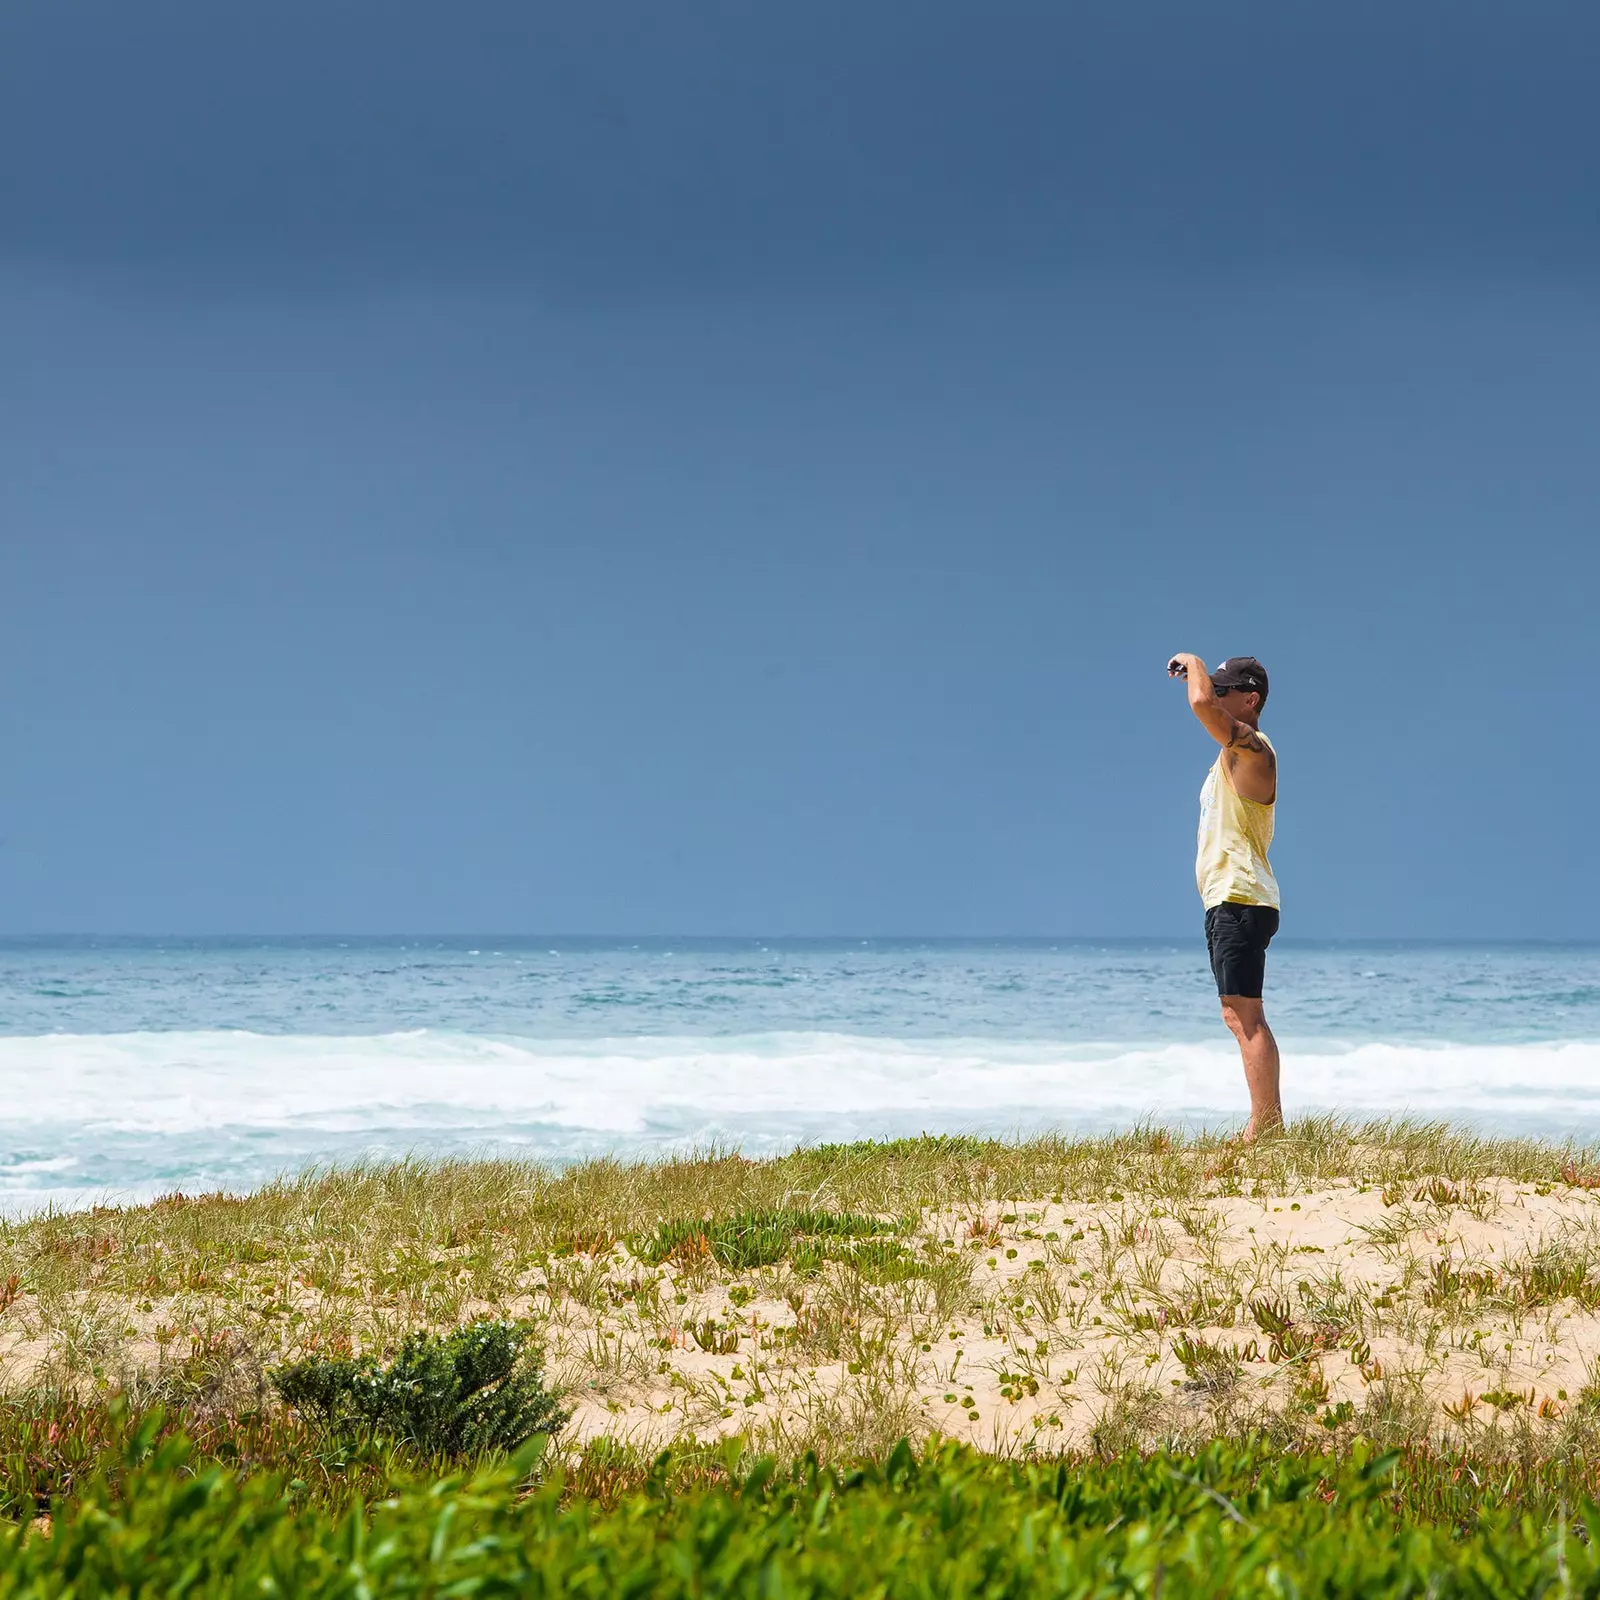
[1227,724,1274,764]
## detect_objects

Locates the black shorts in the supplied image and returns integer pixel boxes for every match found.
[1204,902,1280,999]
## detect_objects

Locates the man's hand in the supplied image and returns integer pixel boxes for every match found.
[1168,652,1225,734]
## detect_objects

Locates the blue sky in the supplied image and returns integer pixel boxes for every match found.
[2,1,1596,938]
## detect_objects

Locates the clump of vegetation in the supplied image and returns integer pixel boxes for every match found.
[0,1392,416,1519]
[1171,1332,1242,1395]
[271,1319,567,1457]
[634,1207,899,1271]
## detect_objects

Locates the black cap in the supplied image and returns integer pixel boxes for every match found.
[1210,656,1269,696]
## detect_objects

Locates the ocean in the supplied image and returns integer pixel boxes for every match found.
[2,937,1596,1215]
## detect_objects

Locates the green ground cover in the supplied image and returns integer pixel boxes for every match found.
[6,1426,1600,1597]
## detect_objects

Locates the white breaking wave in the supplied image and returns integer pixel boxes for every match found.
[4,1028,1600,1134]
[3,1030,1599,1214]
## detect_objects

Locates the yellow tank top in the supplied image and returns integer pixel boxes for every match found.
[1196,733,1280,910]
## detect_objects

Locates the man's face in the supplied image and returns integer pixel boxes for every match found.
[1216,683,1259,717]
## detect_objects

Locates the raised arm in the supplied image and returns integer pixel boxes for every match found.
[1166,654,1235,746]
[1167,653,1275,801]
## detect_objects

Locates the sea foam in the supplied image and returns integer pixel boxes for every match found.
[5,1029,1599,1215]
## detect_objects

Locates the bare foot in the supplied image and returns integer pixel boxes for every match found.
[1240,1113,1285,1145]
[1202,1117,1285,1176]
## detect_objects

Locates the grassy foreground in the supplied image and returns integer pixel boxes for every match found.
[7,1120,1600,1461]
[8,1426,1600,1596]
[6,1124,1600,1590]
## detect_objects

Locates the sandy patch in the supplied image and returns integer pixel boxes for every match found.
[545,1178,1600,1451]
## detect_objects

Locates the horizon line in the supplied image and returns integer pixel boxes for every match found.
[0,932,1596,948]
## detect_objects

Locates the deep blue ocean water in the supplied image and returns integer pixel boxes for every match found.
[2,937,1596,1214]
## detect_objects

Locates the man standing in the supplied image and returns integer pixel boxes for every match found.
[1167,654,1282,1140]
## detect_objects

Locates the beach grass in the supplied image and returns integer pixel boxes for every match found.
[7,1119,1600,1494]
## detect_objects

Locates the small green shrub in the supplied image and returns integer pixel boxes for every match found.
[271,1319,567,1457]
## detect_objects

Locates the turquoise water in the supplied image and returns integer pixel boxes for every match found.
[2,938,1596,1213]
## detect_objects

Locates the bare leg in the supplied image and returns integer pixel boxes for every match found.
[1220,996,1282,1141]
